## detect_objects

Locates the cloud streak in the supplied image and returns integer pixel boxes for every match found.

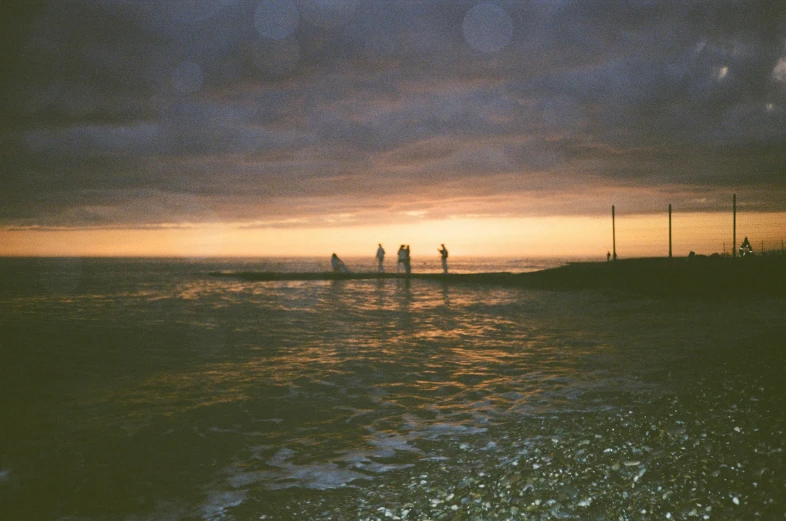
[2,0,785,229]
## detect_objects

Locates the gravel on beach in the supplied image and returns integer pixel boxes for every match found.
[231,353,785,521]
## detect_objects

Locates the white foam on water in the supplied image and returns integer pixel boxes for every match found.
[367,431,424,458]
[223,446,372,492]
[354,461,415,474]
[421,422,488,439]
[200,490,247,521]
[284,463,368,490]
[339,450,415,474]
[227,470,277,488]
[268,447,296,466]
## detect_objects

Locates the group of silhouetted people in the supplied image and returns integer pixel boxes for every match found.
[396,245,411,274]
[331,243,449,274]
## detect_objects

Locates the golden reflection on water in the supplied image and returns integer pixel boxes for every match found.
[92,278,613,438]
[80,274,769,444]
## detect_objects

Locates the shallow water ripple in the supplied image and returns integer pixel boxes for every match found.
[1,258,784,520]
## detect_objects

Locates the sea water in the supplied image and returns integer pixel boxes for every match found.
[0,257,784,520]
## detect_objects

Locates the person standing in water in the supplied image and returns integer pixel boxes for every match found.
[438,244,448,274]
[376,243,385,272]
[404,245,412,275]
[397,245,406,273]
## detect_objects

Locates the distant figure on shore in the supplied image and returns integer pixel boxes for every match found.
[607,251,611,262]
[404,245,412,275]
[376,243,385,272]
[739,236,753,257]
[397,245,406,273]
[331,253,349,273]
[438,244,449,274]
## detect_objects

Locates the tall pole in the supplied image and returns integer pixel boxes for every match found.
[732,194,737,258]
[612,205,617,261]
[668,204,672,259]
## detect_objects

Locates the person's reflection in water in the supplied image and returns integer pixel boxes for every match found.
[395,277,413,330]
[323,279,349,333]
[440,278,451,307]
[375,276,387,309]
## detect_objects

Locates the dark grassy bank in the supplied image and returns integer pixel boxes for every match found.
[506,256,786,296]
[211,255,786,296]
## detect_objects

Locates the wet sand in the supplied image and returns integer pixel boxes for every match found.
[211,256,786,296]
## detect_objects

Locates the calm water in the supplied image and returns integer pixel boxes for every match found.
[0,257,784,521]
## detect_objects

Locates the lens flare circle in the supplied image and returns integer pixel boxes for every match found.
[462,2,513,53]
[254,0,300,40]
[297,0,357,29]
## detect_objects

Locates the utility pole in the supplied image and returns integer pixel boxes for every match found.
[612,205,617,261]
[732,194,737,258]
[668,204,672,259]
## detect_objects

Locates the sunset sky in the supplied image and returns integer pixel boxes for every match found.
[2,0,785,257]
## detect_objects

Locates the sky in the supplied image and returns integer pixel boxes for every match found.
[2,0,786,257]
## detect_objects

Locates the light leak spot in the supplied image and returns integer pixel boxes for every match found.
[462,2,513,53]
[254,0,300,40]
[772,57,786,83]
[717,66,729,80]
[167,0,240,24]
[298,0,357,29]
[171,61,204,94]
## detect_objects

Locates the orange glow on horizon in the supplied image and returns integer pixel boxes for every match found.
[1,212,784,259]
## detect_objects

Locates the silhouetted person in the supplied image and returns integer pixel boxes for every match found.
[438,244,448,274]
[607,251,611,262]
[397,245,406,273]
[331,253,349,273]
[739,236,753,257]
[404,245,411,274]
[376,243,385,272]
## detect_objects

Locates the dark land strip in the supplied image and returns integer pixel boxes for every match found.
[210,256,786,296]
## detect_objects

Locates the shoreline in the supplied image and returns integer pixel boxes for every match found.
[210,255,786,296]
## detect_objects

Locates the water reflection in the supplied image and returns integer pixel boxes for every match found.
[91,279,639,461]
[393,278,413,332]
[440,279,450,306]
[4,259,785,521]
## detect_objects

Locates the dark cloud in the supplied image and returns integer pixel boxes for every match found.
[2,0,786,228]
